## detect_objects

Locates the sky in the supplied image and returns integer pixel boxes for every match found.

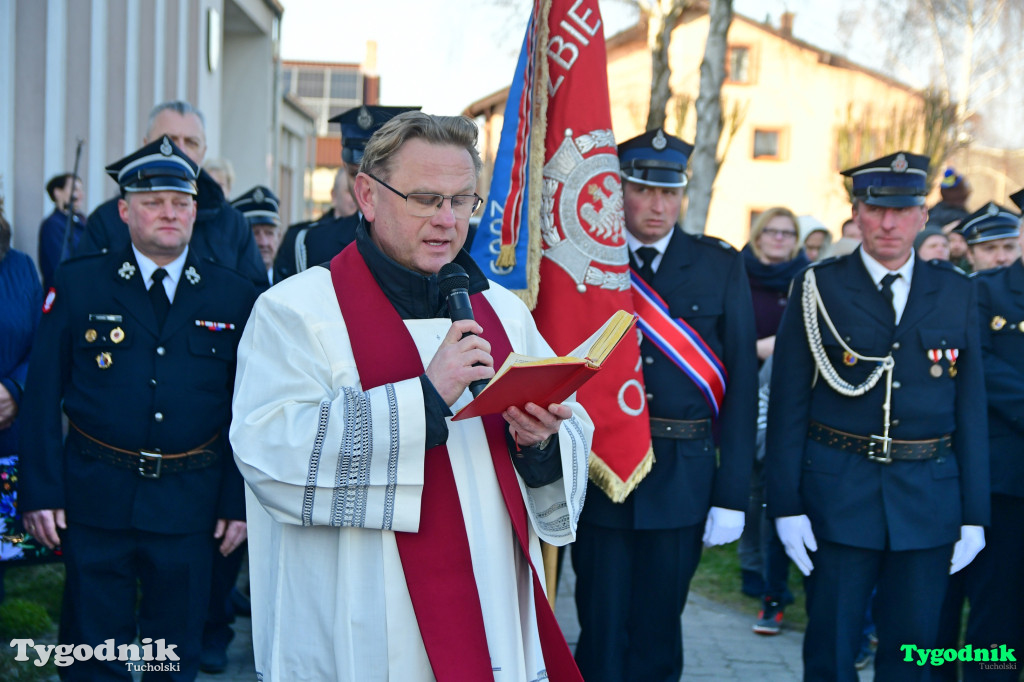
[278,0,846,116]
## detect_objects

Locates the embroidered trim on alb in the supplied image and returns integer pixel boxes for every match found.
[301,401,332,526]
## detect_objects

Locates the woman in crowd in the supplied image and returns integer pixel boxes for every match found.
[738,206,809,634]
[0,196,50,601]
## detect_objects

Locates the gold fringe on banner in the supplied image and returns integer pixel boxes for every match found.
[495,244,518,268]
[587,445,655,503]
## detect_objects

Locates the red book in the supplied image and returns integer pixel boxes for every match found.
[453,310,637,421]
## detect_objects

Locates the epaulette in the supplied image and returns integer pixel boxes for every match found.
[809,255,841,269]
[59,249,108,267]
[925,258,968,277]
[694,233,737,252]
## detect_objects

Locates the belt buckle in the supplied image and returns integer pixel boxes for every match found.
[866,435,893,464]
[138,450,163,479]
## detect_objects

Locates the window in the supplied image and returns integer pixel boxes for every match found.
[726,46,751,83]
[296,70,325,98]
[330,71,359,100]
[753,129,781,159]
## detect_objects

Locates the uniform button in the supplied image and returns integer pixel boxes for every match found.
[156,346,166,356]
[891,419,900,427]
[154,412,164,422]
[646,393,654,400]
[644,356,654,365]
[893,381,901,389]
[891,342,901,350]
[150,379,157,387]
[691,304,699,311]
[211,347,216,354]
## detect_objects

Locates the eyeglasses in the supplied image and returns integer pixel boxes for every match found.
[762,227,798,240]
[365,172,482,220]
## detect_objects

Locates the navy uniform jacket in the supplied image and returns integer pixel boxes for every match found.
[37,208,85,291]
[18,246,257,534]
[580,228,758,529]
[79,170,268,292]
[765,249,990,550]
[273,211,358,282]
[974,260,1024,497]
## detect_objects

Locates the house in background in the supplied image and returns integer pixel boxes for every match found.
[465,7,1021,249]
[281,45,380,217]
[1,0,314,257]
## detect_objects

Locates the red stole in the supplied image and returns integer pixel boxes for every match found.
[330,244,582,682]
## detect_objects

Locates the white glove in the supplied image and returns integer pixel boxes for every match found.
[702,507,745,547]
[950,525,985,574]
[775,515,817,576]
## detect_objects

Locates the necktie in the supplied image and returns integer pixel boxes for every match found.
[879,272,900,321]
[149,268,171,328]
[635,246,659,282]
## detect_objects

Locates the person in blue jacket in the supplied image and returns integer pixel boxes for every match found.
[19,136,257,681]
[766,151,990,682]
[572,129,758,682]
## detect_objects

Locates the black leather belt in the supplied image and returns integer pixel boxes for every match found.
[808,422,951,463]
[69,421,220,478]
[649,418,711,440]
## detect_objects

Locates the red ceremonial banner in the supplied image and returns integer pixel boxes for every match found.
[529,0,652,501]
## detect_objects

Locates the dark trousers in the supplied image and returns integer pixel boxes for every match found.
[936,493,1024,682]
[572,522,704,682]
[803,539,952,682]
[59,522,213,681]
[202,540,246,650]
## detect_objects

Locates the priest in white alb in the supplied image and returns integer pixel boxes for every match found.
[230,111,593,682]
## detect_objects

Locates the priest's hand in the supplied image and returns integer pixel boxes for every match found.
[426,320,495,406]
[504,402,571,448]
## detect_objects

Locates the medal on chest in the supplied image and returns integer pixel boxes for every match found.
[928,349,942,378]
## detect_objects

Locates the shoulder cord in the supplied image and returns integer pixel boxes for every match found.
[801,267,894,396]
[295,227,310,272]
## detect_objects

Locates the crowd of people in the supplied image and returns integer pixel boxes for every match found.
[1,98,1022,682]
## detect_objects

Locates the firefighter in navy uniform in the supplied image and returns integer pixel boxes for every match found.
[766,151,990,682]
[19,136,258,681]
[572,129,758,682]
[273,105,419,282]
[936,198,1024,682]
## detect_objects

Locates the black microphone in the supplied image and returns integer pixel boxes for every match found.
[438,263,489,397]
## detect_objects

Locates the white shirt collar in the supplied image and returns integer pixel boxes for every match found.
[132,245,189,302]
[626,229,674,256]
[858,246,915,287]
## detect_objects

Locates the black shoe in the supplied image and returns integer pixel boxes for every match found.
[752,596,784,635]
[199,644,229,674]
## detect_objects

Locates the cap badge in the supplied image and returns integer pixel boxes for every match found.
[652,130,668,151]
[185,265,200,285]
[357,106,373,130]
[891,153,909,173]
[987,203,999,216]
[253,188,265,204]
[160,137,173,156]
[118,262,136,280]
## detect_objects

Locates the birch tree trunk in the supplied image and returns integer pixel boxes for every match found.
[682,0,732,234]
[644,0,689,131]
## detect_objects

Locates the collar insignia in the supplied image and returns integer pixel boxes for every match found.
[118,262,136,280]
[185,265,200,285]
